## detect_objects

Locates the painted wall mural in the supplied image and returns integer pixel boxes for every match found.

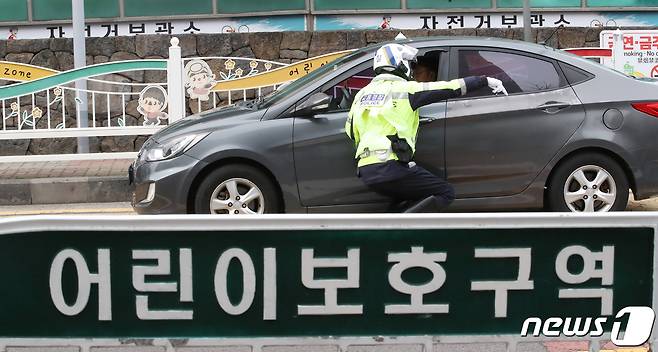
[184,60,217,102]
[137,85,169,126]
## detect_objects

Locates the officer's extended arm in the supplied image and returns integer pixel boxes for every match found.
[407,76,489,111]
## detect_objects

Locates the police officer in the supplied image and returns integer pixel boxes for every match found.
[346,43,508,213]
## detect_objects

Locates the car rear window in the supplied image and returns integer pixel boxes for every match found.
[559,62,593,86]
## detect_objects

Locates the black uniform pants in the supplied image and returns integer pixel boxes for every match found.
[358,160,455,212]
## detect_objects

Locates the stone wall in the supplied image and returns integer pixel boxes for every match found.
[0,27,642,156]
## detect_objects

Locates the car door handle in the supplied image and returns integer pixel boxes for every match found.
[420,116,440,124]
[538,102,571,114]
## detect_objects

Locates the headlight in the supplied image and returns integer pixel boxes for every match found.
[144,133,209,162]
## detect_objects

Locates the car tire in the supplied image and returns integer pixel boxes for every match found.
[194,164,281,215]
[547,153,629,212]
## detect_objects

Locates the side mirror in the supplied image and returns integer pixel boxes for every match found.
[294,92,331,116]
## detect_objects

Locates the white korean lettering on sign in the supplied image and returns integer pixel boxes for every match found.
[49,249,112,321]
[471,248,534,318]
[45,243,621,322]
[298,248,362,315]
[386,246,449,314]
[132,249,193,320]
[214,248,256,315]
[555,245,615,315]
[213,248,278,319]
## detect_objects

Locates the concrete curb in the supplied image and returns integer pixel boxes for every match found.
[0,176,131,206]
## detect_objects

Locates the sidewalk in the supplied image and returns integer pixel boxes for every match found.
[0,159,134,205]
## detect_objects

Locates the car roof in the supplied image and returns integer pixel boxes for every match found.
[370,36,558,54]
[357,35,605,73]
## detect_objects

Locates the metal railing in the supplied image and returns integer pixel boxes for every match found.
[0,38,297,162]
[1,80,169,140]
[0,59,169,143]
[180,56,287,115]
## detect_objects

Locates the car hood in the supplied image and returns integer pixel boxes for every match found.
[151,104,266,143]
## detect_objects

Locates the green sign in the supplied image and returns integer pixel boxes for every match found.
[314,0,401,10]
[218,0,306,14]
[31,0,120,21]
[0,0,28,22]
[0,227,652,338]
[408,0,492,9]
[587,0,658,6]
[124,0,213,17]
[497,0,581,7]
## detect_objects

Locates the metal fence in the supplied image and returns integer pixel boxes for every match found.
[0,38,293,162]
[181,56,287,114]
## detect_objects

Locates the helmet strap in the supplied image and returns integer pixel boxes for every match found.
[375,65,411,81]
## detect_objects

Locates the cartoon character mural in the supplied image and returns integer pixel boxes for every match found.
[380,16,392,30]
[184,60,217,101]
[137,85,169,126]
[7,28,17,41]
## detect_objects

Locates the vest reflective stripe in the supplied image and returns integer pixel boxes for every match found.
[359,153,399,166]
[347,74,464,168]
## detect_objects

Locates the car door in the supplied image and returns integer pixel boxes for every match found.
[445,47,586,198]
[415,49,449,179]
[291,64,383,208]
[292,54,448,208]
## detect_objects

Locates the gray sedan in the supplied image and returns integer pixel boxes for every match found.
[130,37,658,214]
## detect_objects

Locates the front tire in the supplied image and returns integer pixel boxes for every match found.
[547,153,629,212]
[194,164,280,215]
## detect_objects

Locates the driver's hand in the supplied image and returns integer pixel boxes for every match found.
[487,77,508,96]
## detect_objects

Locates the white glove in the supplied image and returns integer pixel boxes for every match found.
[487,77,508,96]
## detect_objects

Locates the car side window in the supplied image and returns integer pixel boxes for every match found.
[458,50,564,98]
[323,67,376,112]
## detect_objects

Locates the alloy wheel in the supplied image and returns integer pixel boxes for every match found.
[209,178,265,215]
[563,165,617,212]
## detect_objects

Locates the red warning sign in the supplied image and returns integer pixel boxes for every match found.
[652,65,658,78]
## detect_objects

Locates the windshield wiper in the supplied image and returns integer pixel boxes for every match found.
[234,96,266,110]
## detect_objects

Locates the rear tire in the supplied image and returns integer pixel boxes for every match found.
[194,164,281,215]
[547,153,628,212]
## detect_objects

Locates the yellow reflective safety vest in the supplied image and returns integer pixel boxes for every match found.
[346,73,468,168]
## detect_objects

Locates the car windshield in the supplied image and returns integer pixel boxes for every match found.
[258,50,370,108]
